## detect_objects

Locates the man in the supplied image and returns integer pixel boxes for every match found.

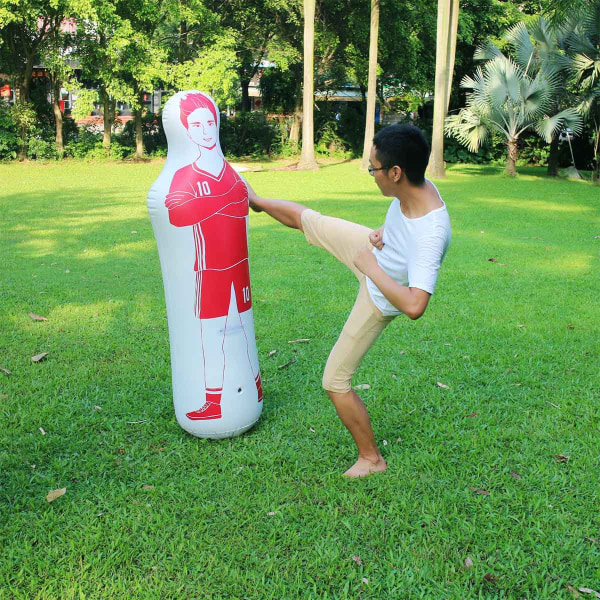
[165,92,262,421]
[247,124,451,477]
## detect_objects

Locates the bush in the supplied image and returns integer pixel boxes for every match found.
[0,103,20,160]
[220,112,277,157]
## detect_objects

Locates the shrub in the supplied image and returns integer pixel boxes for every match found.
[0,103,19,160]
[220,112,277,157]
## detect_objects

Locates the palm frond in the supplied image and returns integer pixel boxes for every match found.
[535,107,583,141]
[505,22,535,73]
[445,110,489,152]
[474,41,502,62]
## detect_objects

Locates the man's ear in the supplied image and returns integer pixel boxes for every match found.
[390,165,402,182]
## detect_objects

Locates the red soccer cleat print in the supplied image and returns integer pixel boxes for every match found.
[186,400,222,420]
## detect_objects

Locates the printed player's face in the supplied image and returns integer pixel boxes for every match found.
[187,107,217,149]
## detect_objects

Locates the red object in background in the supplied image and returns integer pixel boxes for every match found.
[59,100,65,113]
[0,85,10,98]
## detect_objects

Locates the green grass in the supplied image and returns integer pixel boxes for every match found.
[1,160,599,599]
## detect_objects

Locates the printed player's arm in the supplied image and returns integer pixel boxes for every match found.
[166,188,240,226]
[353,247,430,320]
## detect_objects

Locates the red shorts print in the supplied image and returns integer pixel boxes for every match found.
[196,260,252,319]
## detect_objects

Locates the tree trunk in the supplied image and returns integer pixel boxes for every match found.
[135,102,144,159]
[361,0,380,170]
[289,91,302,148]
[52,78,64,159]
[102,88,112,153]
[547,135,560,176]
[428,0,459,179]
[506,140,518,176]
[298,0,318,170]
[240,78,251,112]
[179,20,188,63]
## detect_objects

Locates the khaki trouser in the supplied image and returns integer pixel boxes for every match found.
[301,209,396,393]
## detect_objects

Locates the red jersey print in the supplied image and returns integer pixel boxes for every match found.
[166,162,251,319]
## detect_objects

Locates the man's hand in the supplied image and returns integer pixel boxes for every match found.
[353,246,380,276]
[243,178,263,213]
[369,227,384,250]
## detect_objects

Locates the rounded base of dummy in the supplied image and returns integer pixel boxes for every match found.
[177,417,260,440]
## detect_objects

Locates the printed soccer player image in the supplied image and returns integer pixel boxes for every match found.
[164,92,262,421]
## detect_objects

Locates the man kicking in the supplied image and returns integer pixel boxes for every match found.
[248,125,451,477]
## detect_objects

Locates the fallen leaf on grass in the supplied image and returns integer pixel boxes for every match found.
[484,573,498,584]
[268,350,277,357]
[65,269,70,273]
[553,454,569,463]
[31,352,48,363]
[1,394,7,399]
[464,557,474,569]
[277,359,296,370]
[436,382,450,389]
[594,236,600,239]
[567,584,580,597]
[131,230,137,234]
[309,427,315,433]
[46,487,66,502]
[288,338,310,344]
[267,511,277,516]
[585,537,598,544]
[566,324,575,329]
[510,472,522,480]
[28,313,48,321]
[392,374,398,380]
[39,427,46,435]
[504,368,511,374]
[382,440,388,446]
[353,384,371,391]
[399,350,406,355]
[475,489,490,496]
[488,257,497,262]
[579,588,600,598]
[362,578,369,584]
[141,485,154,490]
[465,413,478,418]
[517,324,525,329]
[547,401,560,408]
[352,555,363,566]
[1,367,11,375]
[94,406,102,411]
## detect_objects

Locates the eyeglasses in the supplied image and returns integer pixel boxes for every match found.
[368,165,388,176]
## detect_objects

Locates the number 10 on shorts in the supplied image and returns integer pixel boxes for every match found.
[242,286,250,303]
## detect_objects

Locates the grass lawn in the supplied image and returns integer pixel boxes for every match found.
[1,159,599,599]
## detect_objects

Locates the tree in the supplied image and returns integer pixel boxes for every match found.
[446,51,582,176]
[501,18,576,176]
[360,0,379,170]
[563,0,600,182]
[40,17,74,158]
[297,0,318,170]
[428,0,459,178]
[0,0,70,158]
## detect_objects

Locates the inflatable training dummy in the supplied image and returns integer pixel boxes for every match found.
[147,91,262,438]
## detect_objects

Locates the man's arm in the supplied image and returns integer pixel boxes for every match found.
[353,247,430,320]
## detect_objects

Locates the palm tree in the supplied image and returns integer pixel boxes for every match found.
[445,52,582,176]
[360,0,380,170]
[500,18,575,175]
[297,0,318,170]
[564,0,600,182]
[428,0,459,178]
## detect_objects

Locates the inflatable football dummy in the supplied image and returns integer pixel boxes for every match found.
[147,91,262,438]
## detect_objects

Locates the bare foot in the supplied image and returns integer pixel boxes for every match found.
[343,456,387,478]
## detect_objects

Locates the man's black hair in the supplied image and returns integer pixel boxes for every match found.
[373,124,430,185]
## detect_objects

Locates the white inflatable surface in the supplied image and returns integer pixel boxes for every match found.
[147,91,262,438]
